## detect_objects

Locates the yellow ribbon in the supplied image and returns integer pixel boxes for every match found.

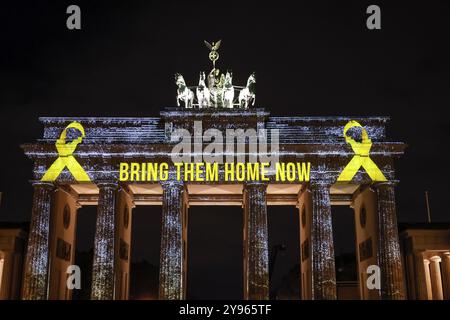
[41,121,91,182]
[337,120,387,182]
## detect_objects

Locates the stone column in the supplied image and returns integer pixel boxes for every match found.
[298,188,312,300]
[404,252,416,299]
[159,180,185,300]
[181,190,189,300]
[442,252,450,299]
[374,182,405,300]
[423,259,433,299]
[243,182,269,300]
[429,256,443,300]
[48,189,79,300]
[310,183,336,300]
[0,251,14,299]
[115,188,134,300]
[91,182,118,300]
[0,256,4,297]
[22,181,55,300]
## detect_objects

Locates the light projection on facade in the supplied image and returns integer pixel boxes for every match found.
[41,121,91,182]
[20,41,407,300]
[337,120,388,182]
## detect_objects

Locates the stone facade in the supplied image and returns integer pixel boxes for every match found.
[15,108,409,300]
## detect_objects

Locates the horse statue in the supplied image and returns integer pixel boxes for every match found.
[196,71,210,108]
[175,73,194,108]
[239,73,256,109]
[223,71,234,108]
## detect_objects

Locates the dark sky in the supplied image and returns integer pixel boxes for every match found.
[1,0,450,299]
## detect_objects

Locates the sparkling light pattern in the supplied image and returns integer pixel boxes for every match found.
[91,182,118,300]
[159,180,185,300]
[375,182,405,300]
[22,181,54,300]
[20,111,407,300]
[24,114,403,185]
[244,182,269,300]
[310,183,337,300]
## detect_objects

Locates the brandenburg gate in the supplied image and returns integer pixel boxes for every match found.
[20,43,407,300]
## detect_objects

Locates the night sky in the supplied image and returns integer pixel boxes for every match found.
[1,0,450,299]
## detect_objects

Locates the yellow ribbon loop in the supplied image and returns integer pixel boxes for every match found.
[337,120,387,182]
[41,121,91,182]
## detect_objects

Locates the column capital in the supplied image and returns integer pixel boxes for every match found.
[308,181,332,190]
[430,256,442,263]
[443,252,450,258]
[372,180,399,189]
[160,179,184,190]
[244,181,268,190]
[30,180,55,190]
[423,258,431,265]
[96,181,119,190]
